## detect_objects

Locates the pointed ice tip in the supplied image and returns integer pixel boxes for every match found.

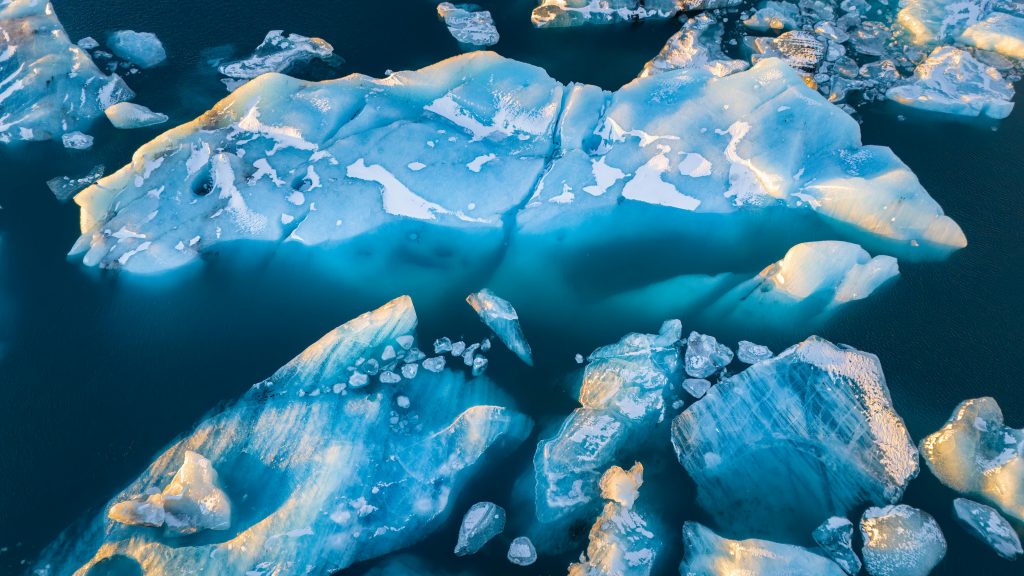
[925,215,968,251]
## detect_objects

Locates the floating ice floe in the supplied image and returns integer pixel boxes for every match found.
[531,0,683,28]
[920,397,1024,523]
[219,30,335,92]
[454,501,505,556]
[0,0,134,143]
[683,331,732,378]
[743,1,800,32]
[61,131,94,150]
[679,522,846,575]
[639,14,749,78]
[886,46,1015,119]
[860,505,947,576]
[812,516,862,575]
[507,536,537,566]
[534,320,682,523]
[736,340,773,364]
[672,336,919,540]
[32,296,531,575]
[681,377,710,399]
[107,30,166,69]
[47,165,105,202]
[437,3,499,47]
[104,102,169,129]
[467,289,532,365]
[899,0,1024,59]
[568,463,656,576]
[953,498,1023,560]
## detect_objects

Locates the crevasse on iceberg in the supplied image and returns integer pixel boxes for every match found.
[0,0,134,143]
[671,336,919,540]
[32,296,531,576]
[679,522,846,576]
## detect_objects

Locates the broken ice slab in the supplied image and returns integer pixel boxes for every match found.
[813,516,862,575]
[679,522,846,575]
[568,463,657,576]
[886,46,1015,119]
[107,30,167,69]
[467,289,532,366]
[218,30,335,91]
[0,0,134,144]
[920,397,1024,523]
[672,336,919,540]
[534,321,682,523]
[860,505,947,576]
[899,0,1024,59]
[31,296,531,576]
[105,102,169,129]
[953,498,1023,560]
[454,501,505,556]
[437,3,499,48]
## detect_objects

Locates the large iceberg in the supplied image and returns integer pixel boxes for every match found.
[0,0,134,143]
[672,336,919,539]
[679,522,846,575]
[886,46,1015,119]
[31,297,531,576]
[919,397,1024,523]
[859,505,947,576]
[568,463,657,576]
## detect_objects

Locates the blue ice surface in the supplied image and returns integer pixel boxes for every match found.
[107,30,167,69]
[672,336,919,540]
[0,0,134,143]
[31,296,531,576]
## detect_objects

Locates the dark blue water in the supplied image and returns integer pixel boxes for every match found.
[0,1,1021,574]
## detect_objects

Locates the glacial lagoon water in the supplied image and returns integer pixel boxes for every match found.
[0,0,1022,574]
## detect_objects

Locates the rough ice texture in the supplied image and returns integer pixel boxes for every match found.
[507,536,537,566]
[534,320,682,523]
[672,336,919,539]
[437,3,499,47]
[920,396,1024,523]
[736,340,773,364]
[887,46,1015,119]
[104,102,169,129]
[568,463,657,576]
[454,501,505,556]
[860,505,947,576]
[467,289,533,365]
[0,0,134,143]
[812,516,862,575]
[639,14,749,78]
[531,0,682,28]
[683,331,732,378]
[47,165,104,202]
[899,0,1024,58]
[953,497,1023,560]
[32,296,531,576]
[743,1,800,32]
[679,522,846,575]
[218,30,334,91]
[107,30,166,69]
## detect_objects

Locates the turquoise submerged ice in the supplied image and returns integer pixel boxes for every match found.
[32,297,531,576]
[672,336,919,540]
[679,522,846,576]
[0,0,134,143]
[69,51,965,279]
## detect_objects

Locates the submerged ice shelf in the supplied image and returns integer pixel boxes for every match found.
[32,297,531,576]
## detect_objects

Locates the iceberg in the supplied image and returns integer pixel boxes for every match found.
[31,296,531,576]
[860,505,947,576]
[672,336,919,539]
[219,30,335,91]
[952,497,1023,560]
[568,463,657,576]
[437,3,499,48]
[534,320,682,523]
[104,102,169,129]
[679,522,846,575]
[107,30,167,69]
[466,289,532,366]
[919,397,1024,523]
[639,14,749,78]
[886,46,1015,119]
[531,0,682,28]
[507,536,537,566]
[0,0,134,143]
[898,0,1024,58]
[812,516,862,575]
[454,501,505,556]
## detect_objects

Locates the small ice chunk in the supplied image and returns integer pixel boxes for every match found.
[471,355,488,376]
[467,289,533,366]
[107,30,167,68]
[813,516,862,575]
[437,3,500,47]
[219,31,335,86]
[379,371,401,384]
[47,165,105,202]
[575,354,584,364]
[451,341,466,357]
[860,505,946,576]
[62,132,94,150]
[105,102,169,129]
[953,498,1022,560]
[401,363,419,380]
[736,341,774,364]
[434,337,453,354]
[422,356,446,373]
[349,372,370,388]
[507,536,537,566]
[682,378,712,399]
[684,331,733,378]
[77,36,100,50]
[454,502,505,556]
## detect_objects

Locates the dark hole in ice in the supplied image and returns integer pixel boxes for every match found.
[84,555,143,576]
